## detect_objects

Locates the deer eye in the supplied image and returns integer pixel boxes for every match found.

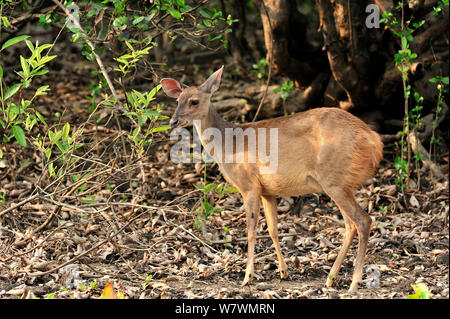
[190,100,199,106]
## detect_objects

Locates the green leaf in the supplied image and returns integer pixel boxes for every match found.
[51,129,63,145]
[151,125,171,133]
[133,16,145,25]
[1,16,10,28]
[193,184,204,190]
[113,16,129,28]
[429,77,439,83]
[208,34,222,41]
[63,122,70,139]
[401,36,408,49]
[25,39,34,54]
[1,35,30,52]
[225,186,239,193]
[148,84,161,100]
[37,43,52,55]
[203,19,212,27]
[37,55,57,66]
[0,65,3,79]
[35,85,50,97]
[48,162,55,177]
[30,69,49,77]
[12,125,27,147]
[204,183,217,194]
[4,83,22,100]
[143,109,159,117]
[199,8,213,19]
[35,110,47,126]
[20,56,30,78]
[168,9,182,19]
[45,148,52,160]
[202,201,215,215]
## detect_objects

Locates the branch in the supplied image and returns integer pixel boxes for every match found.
[0,193,38,217]
[51,0,124,111]
[408,131,447,181]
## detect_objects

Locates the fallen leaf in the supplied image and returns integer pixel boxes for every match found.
[409,195,420,208]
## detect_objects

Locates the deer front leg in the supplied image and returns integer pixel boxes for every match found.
[241,192,261,286]
[261,195,288,279]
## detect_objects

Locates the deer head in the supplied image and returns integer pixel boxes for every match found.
[160,66,224,128]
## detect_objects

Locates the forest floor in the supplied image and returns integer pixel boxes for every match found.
[0,46,448,299]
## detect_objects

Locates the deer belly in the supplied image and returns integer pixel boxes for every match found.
[259,171,323,197]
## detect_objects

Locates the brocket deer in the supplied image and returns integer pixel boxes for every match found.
[161,66,383,292]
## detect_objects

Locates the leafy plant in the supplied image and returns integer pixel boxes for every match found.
[274,80,294,115]
[193,156,238,231]
[222,225,231,246]
[124,86,170,156]
[142,274,153,289]
[252,58,267,80]
[32,122,84,178]
[274,80,294,102]
[381,2,425,192]
[114,40,153,75]
[428,76,449,162]
[393,155,408,189]
[0,36,53,148]
[0,191,6,205]
[433,0,449,16]
[378,205,388,213]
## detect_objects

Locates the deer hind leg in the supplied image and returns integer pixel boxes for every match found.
[241,191,261,286]
[323,187,372,292]
[326,214,356,287]
[261,195,288,279]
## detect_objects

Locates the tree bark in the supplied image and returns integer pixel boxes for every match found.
[316,0,374,111]
[257,0,321,87]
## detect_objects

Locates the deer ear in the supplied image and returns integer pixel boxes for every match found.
[160,78,184,98]
[199,65,224,94]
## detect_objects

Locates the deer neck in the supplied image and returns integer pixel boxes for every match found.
[193,103,238,162]
[193,103,236,143]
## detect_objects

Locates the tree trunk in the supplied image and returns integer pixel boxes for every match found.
[316,0,374,111]
[258,0,321,87]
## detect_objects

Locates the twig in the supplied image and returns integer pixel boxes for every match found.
[252,1,273,122]
[0,193,38,217]
[38,195,89,214]
[160,209,219,253]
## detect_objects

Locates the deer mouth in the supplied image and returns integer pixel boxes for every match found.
[169,119,190,129]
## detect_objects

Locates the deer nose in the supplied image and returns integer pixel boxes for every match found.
[169,118,179,128]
